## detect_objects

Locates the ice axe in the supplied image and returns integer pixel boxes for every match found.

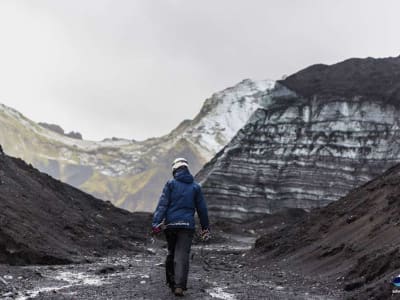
[147,222,165,246]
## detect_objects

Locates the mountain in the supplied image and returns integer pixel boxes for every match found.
[253,162,400,299]
[0,145,151,265]
[196,56,400,220]
[0,79,274,212]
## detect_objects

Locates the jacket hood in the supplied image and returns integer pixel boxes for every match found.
[174,168,194,184]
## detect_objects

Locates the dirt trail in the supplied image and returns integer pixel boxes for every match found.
[0,233,342,300]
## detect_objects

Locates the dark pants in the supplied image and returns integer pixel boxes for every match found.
[164,228,194,290]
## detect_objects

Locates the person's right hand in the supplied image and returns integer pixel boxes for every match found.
[152,226,162,235]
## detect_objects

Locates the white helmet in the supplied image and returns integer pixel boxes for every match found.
[172,158,189,172]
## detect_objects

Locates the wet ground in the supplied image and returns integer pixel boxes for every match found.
[0,233,343,300]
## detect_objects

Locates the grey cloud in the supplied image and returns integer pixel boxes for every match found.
[0,0,399,140]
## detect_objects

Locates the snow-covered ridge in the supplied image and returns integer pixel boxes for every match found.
[181,79,275,155]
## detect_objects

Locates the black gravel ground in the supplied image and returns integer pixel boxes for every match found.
[0,233,342,300]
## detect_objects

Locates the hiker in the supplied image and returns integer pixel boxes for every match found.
[152,158,210,297]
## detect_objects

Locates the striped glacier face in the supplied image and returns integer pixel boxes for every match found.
[196,83,400,221]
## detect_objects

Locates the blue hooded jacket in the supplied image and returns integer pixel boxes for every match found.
[152,168,209,230]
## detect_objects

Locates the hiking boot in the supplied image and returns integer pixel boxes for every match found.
[174,287,184,297]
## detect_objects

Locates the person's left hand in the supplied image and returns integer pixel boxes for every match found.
[152,226,162,235]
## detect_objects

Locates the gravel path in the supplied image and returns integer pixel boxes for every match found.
[0,235,343,300]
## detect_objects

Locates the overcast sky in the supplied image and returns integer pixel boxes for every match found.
[0,0,399,141]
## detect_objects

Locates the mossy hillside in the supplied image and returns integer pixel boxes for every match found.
[79,168,157,207]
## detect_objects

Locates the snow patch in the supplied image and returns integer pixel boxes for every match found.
[55,271,104,286]
[208,287,236,300]
[15,270,106,300]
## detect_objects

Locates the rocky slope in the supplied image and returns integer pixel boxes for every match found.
[0,145,151,265]
[253,162,400,299]
[0,79,274,212]
[196,56,400,220]
[38,122,83,140]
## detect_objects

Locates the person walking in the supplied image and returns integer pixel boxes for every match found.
[152,158,210,297]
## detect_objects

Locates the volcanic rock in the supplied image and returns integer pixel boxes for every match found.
[65,131,83,140]
[281,56,400,105]
[38,122,83,140]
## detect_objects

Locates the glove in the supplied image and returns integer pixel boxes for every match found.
[200,228,211,242]
[152,226,162,235]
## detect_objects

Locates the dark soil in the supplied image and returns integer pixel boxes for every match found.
[251,163,400,299]
[0,148,152,266]
[280,55,400,106]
